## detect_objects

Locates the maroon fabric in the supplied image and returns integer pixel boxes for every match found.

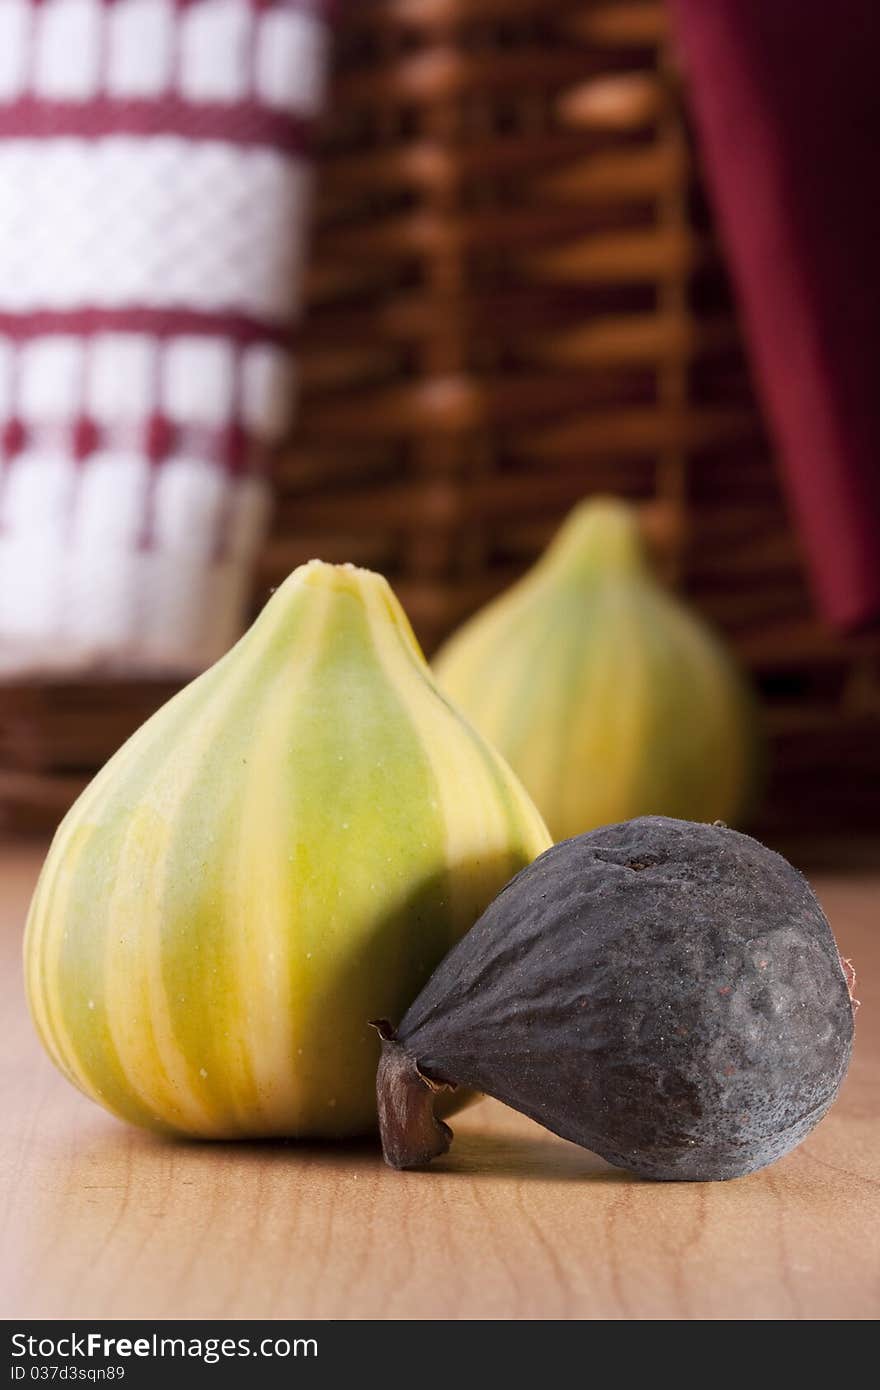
[0,95,313,149]
[670,0,880,629]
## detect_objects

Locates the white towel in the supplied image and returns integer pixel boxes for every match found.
[0,0,334,675]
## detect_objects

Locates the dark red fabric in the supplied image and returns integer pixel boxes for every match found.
[0,96,313,150]
[0,308,295,347]
[670,0,880,629]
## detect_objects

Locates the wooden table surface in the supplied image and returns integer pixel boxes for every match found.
[2,843,877,1322]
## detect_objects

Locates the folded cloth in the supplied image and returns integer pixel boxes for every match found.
[671,0,880,630]
[0,0,335,674]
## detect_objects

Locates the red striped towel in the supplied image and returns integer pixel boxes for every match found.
[0,0,335,674]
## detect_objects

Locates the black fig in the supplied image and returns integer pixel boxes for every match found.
[374,817,855,1180]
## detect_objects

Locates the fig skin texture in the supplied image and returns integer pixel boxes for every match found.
[375,817,855,1180]
[24,561,550,1139]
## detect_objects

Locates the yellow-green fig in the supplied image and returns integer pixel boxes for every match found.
[25,562,550,1138]
[433,499,758,841]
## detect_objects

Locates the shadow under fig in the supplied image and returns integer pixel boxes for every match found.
[149,1125,634,1185]
[424,1129,636,1183]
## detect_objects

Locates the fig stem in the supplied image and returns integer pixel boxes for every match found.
[370,1021,453,1170]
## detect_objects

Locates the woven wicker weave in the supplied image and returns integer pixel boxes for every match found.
[2,0,878,852]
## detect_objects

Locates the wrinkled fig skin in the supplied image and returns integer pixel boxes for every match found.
[377,817,855,1180]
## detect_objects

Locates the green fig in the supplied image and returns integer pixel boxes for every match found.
[25,562,550,1138]
[434,498,758,840]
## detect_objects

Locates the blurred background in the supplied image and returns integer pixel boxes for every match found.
[1,0,878,863]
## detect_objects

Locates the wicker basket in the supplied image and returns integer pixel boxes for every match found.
[2,0,879,855]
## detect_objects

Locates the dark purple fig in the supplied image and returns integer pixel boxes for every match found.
[374,816,855,1180]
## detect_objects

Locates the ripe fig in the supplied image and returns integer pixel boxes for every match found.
[25,560,550,1139]
[433,498,758,840]
[374,817,855,1179]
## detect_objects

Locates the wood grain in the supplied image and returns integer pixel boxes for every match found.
[1,844,877,1321]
